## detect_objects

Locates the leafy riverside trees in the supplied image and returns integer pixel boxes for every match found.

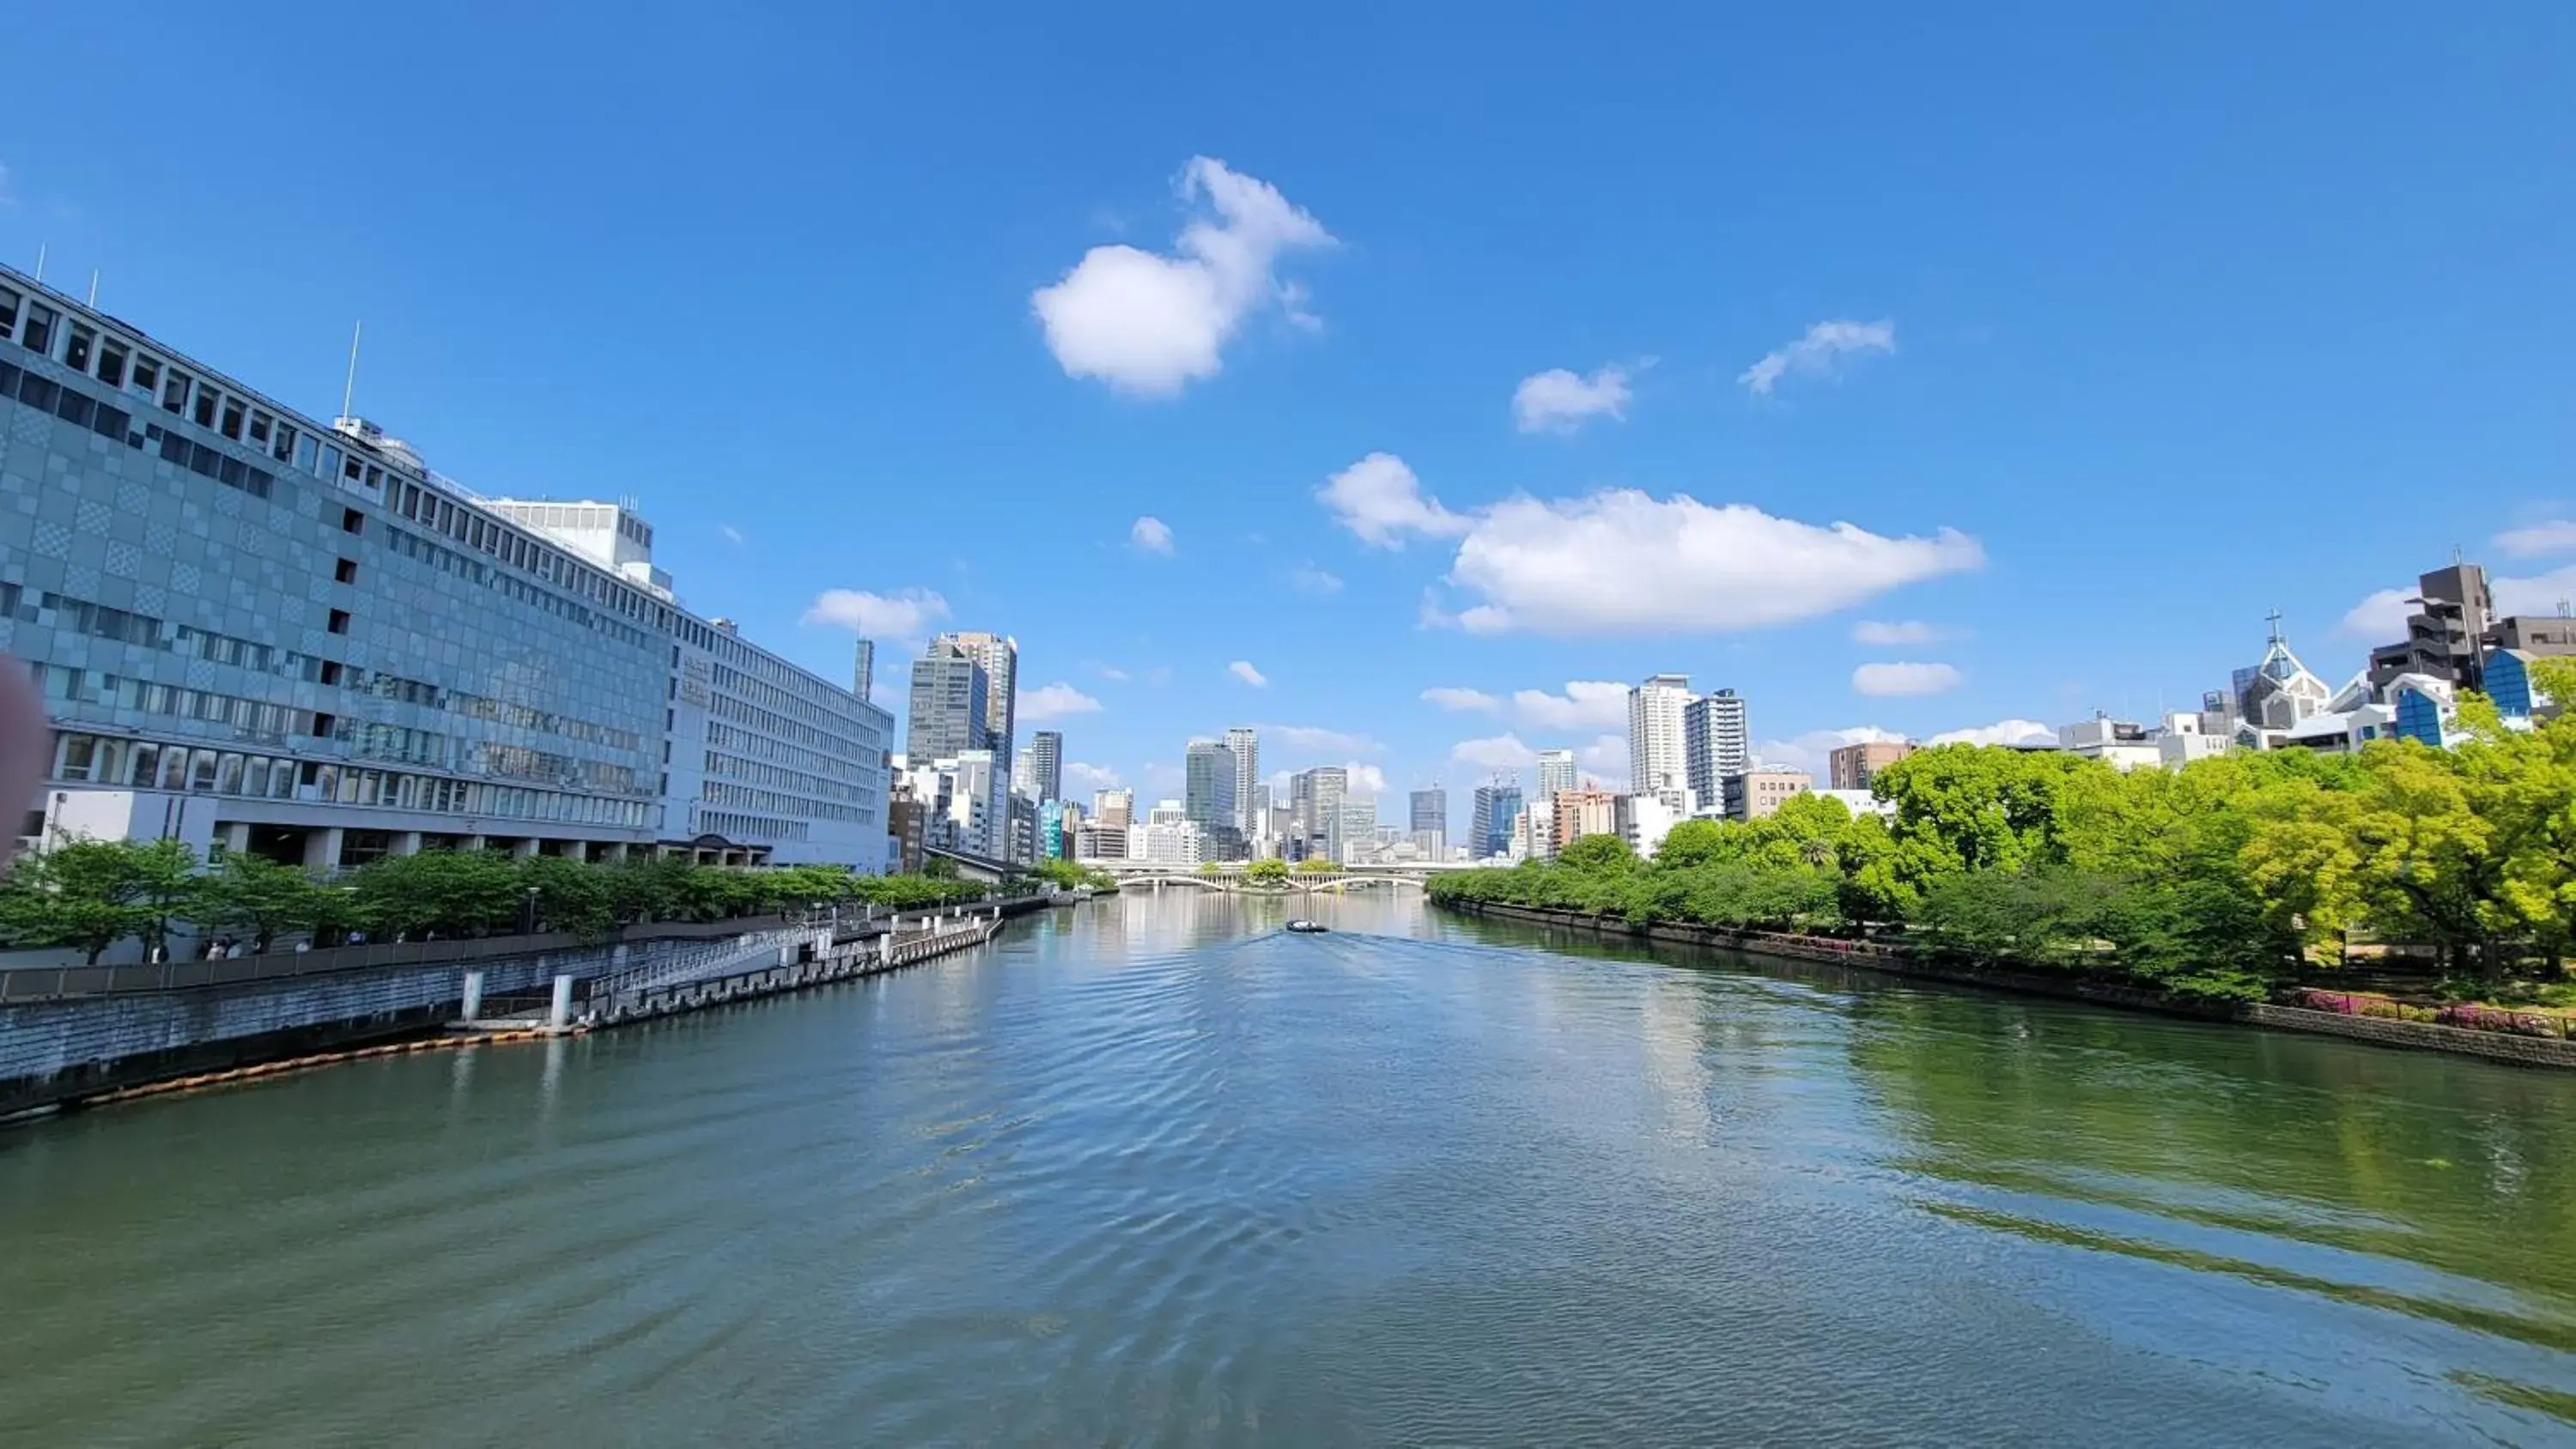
[0,846,995,962]
[1431,665,2576,1005]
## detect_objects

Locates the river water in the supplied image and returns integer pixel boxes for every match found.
[7,892,2576,1446]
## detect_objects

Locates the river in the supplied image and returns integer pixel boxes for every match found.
[5,891,2576,1446]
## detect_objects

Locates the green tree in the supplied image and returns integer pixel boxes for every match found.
[1245,857,1291,882]
[1556,834,1637,873]
[0,838,187,963]
[1295,855,1339,875]
[197,852,336,953]
[349,849,523,939]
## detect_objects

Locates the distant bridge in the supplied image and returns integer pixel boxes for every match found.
[1113,872,1426,893]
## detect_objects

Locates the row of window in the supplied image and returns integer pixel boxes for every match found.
[701,780,868,824]
[36,664,318,745]
[392,482,665,629]
[712,659,881,742]
[695,809,811,845]
[679,615,869,713]
[52,731,658,828]
[702,749,866,804]
[380,522,656,655]
[9,580,643,761]
[704,719,869,785]
[477,741,645,797]
[708,688,878,762]
[0,354,289,506]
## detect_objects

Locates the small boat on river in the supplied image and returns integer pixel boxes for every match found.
[1285,920,1329,934]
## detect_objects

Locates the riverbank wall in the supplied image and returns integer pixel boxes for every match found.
[1,894,1060,1119]
[1436,899,2576,1071]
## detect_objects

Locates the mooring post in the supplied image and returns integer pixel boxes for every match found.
[460,969,485,1022]
[547,973,574,1029]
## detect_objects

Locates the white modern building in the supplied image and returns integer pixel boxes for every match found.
[1628,673,1692,800]
[0,264,890,870]
[1536,749,1578,799]
[1682,688,1748,809]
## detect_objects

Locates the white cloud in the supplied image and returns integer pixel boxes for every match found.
[719,524,745,546]
[1318,452,1469,548]
[1030,156,1334,397]
[1510,680,1629,731]
[2495,521,2576,558]
[1852,661,1964,697]
[1852,619,1949,646]
[1422,687,1501,712]
[1229,659,1268,688]
[1344,762,1388,796]
[1450,733,1540,771]
[800,586,951,639]
[1093,664,1132,682]
[1260,724,1379,755]
[1131,516,1175,555]
[1066,761,1122,791]
[1512,363,1633,434]
[1576,733,1629,779]
[1432,490,1982,637]
[1930,718,2055,748]
[1753,725,1908,774]
[1738,318,1897,397]
[2342,561,2576,639]
[1017,682,1104,722]
[1286,563,1342,595]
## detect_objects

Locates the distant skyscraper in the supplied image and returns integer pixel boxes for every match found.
[1025,730,1063,803]
[1185,740,1238,834]
[1291,766,1347,859]
[1225,727,1261,833]
[1409,787,1447,834]
[1536,749,1578,798]
[1095,788,1134,828]
[1628,673,1692,797]
[852,638,875,704]
[906,641,988,763]
[1469,781,1523,860]
[935,632,1018,786]
[1683,688,1750,807]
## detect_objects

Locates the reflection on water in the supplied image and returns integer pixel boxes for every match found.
[3,890,2574,1446]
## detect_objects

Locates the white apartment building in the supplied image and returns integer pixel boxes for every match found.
[1627,673,1692,799]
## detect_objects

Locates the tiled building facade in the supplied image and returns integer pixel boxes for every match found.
[0,265,888,871]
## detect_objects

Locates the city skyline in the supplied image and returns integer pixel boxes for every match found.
[9,9,2573,816]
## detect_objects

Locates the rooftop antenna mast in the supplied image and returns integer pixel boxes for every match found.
[32,244,44,283]
[86,270,98,307]
[339,320,363,420]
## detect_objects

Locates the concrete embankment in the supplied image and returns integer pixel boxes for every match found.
[1436,898,2576,1071]
[2,895,1060,1119]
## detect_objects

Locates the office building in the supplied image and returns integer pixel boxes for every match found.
[1408,786,1446,857]
[2057,715,2161,773]
[1073,822,1127,862]
[0,264,890,871]
[1291,766,1347,860]
[907,642,990,763]
[1184,740,1237,833]
[885,783,927,874]
[1724,769,1812,821]
[1094,787,1133,828]
[1681,688,1748,807]
[1225,727,1260,834]
[1628,673,1692,798]
[1024,730,1063,803]
[851,638,875,705]
[1826,738,1911,792]
[1551,789,1619,854]
[1337,797,1378,862]
[1468,781,1523,861]
[1618,792,1681,859]
[1535,749,1578,798]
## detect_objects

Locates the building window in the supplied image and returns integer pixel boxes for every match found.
[248,410,272,446]
[319,661,343,686]
[340,507,364,535]
[64,324,94,372]
[193,386,217,428]
[334,557,358,585]
[58,734,96,782]
[162,368,190,414]
[219,399,245,440]
[311,712,337,738]
[326,609,351,634]
[22,303,56,355]
[0,287,15,337]
[270,423,295,464]
[131,355,157,397]
[96,341,126,388]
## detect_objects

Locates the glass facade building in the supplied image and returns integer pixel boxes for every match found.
[0,264,888,870]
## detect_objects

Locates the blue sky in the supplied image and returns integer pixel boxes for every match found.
[8,5,2575,818]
